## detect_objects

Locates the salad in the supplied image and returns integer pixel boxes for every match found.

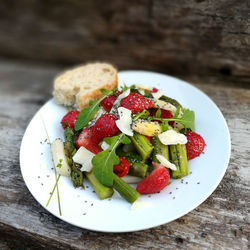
[49,84,205,206]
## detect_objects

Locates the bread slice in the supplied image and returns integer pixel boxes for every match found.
[53,62,118,110]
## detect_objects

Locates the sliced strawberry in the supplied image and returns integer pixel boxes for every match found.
[113,157,130,177]
[100,95,116,112]
[61,110,80,129]
[120,93,153,114]
[185,131,205,160]
[114,90,122,96]
[75,127,102,154]
[92,114,120,143]
[136,162,170,194]
[151,108,174,126]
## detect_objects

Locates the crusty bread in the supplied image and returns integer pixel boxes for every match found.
[53,62,118,110]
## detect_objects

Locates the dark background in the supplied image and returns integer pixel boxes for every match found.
[0,0,249,86]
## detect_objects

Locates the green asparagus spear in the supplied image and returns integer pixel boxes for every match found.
[159,95,182,108]
[129,132,153,161]
[64,128,83,187]
[151,136,169,163]
[85,171,114,200]
[113,174,140,203]
[129,162,148,178]
[169,144,188,179]
[71,163,84,188]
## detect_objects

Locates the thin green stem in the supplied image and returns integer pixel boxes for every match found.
[46,174,61,207]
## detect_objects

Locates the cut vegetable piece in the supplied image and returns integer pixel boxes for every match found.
[151,136,169,163]
[153,99,177,114]
[71,163,84,188]
[121,175,143,184]
[132,119,162,136]
[129,162,148,178]
[159,95,182,108]
[72,146,95,172]
[169,144,189,179]
[51,139,71,177]
[85,171,114,200]
[113,174,140,203]
[129,132,153,161]
[158,129,187,145]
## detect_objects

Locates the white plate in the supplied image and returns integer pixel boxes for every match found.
[20,71,231,232]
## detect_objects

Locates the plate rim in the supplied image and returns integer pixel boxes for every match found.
[19,70,231,233]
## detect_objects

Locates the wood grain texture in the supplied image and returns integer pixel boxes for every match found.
[0,0,249,84]
[0,59,249,249]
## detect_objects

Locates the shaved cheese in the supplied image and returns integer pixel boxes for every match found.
[136,84,153,91]
[153,99,176,114]
[72,147,95,172]
[116,107,133,136]
[156,154,177,171]
[138,89,145,96]
[131,199,152,210]
[158,130,187,145]
[152,90,163,100]
[100,141,110,150]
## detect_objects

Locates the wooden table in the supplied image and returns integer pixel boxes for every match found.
[0,59,249,249]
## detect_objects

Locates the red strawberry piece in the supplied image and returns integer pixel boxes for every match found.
[100,95,116,112]
[120,93,153,114]
[92,114,120,143]
[75,127,102,154]
[145,136,152,143]
[151,88,158,93]
[61,110,80,129]
[136,163,170,194]
[151,109,174,126]
[185,131,205,160]
[114,90,122,96]
[113,157,130,177]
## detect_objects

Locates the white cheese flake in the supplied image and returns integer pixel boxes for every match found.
[116,107,134,136]
[158,130,187,145]
[72,147,95,172]
[121,175,142,184]
[136,84,153,91]
[156,154,177,171]
[152,90,163,100]
[153,99,176,114]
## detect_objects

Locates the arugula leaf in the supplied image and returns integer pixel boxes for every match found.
[155,109,162,118]
[151,109,195,131]
[92,134,131,186]
[74,90,113,131]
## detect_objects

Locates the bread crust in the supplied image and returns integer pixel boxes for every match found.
[78,73,118,110]
[53,62,118,110]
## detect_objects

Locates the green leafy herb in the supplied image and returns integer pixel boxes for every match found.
[92,134,131,186]
[74,90,113,131]
[151,108,195,131]
[155,109,162,118]
[100,88,110,95]
[56,159,63,168]
[132,110,150,121]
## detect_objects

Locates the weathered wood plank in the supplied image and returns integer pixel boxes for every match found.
[0,59,249,249]
[0,0,249,84]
